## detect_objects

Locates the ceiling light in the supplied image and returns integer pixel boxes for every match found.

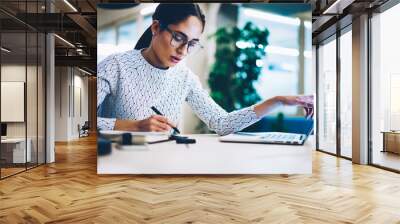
[1,47,11,53]
[63,0,78,12]
[140,3,159,16]
[243,8,301,26]
[54,34,75,48]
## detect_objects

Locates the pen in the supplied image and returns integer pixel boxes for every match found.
[151,106,181,134]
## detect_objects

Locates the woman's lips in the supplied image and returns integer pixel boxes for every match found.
[170,56,181,63]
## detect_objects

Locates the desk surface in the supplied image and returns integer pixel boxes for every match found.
[1,138,27,143]
[97,134,313,174]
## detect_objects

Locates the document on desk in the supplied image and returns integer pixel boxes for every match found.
[99,130,171,143]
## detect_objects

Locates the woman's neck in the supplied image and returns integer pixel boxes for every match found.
[141,47,168,70]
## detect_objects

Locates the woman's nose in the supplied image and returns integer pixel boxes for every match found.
[176,43,188,56]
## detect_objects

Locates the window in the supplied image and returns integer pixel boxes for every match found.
[98,15,153,64]
[339,29,352,158]
[317,37,337,154]
[238,7,312,116]
[97,28,117,63]
[371,3,400,171]
[118,20,136,45]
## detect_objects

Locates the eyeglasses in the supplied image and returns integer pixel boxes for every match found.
[164,27,203,54]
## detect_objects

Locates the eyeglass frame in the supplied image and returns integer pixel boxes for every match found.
[163,26,204,54]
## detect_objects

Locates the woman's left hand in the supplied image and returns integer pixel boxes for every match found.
[276,95,314,119]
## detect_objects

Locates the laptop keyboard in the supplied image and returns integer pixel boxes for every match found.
[235,132,304,143]
[261,133,297,141]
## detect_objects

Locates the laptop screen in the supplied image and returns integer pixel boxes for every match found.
[244,116,314,135]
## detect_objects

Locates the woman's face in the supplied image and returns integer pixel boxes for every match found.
[151,16,203,68]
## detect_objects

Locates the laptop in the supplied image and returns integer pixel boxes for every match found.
[219,123,314,145]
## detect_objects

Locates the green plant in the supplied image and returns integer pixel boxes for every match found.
[196,22,269,133]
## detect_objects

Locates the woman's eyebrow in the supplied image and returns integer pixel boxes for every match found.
[175,30,199,41]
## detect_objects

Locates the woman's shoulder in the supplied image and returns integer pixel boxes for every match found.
[171,63,202,87]
[98,49,141,67]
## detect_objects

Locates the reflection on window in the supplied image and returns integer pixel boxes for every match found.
[340,30,352,158]
[318,38,337,154]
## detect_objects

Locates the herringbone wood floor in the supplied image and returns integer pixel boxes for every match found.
[1,135,400,224]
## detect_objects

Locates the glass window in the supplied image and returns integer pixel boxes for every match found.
[97,15,152,64]
[238,7,308,116]
[98,28,116,45]
[339,29,352,158]
[0,1,46,179]
[371,3,400,171]
[97,28,117,63]
[317,37,337,154]
[304,21,313,95]
[117,20,136,46]
[1,31,28,178]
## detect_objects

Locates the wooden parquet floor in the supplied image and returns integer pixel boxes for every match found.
[1,135,400,224]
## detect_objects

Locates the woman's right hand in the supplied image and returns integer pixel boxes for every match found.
[137,115,174,132]
[114,115,174,132]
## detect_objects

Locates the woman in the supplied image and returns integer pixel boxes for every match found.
[97,3,313,136]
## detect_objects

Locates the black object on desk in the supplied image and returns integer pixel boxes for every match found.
[121,133,132,145]
[169,135,196,144]
[98,137,112,156]
[150,106,181,134]
[147,135,196,145]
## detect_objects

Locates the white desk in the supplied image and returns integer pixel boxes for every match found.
[1,138,31,163]
[97,134,313,174]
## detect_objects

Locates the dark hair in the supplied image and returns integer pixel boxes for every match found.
[134,3,206,50]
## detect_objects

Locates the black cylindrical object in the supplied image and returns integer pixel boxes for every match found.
[121,132,132,145]
[98,137,112,156]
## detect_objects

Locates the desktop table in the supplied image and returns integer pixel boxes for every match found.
[97,134,313,174]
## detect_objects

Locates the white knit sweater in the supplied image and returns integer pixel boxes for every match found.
[97,49,260,135]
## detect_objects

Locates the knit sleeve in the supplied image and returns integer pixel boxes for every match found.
[185,71,261,136]
[97,54,120,130]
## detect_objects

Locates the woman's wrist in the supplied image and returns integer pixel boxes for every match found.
[254,96,282,118]
[272,96,284,104]
[114,119,139,131]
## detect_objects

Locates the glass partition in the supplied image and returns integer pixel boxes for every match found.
[0,1,46,179]
[339,28,352,158]
[317,36,337,155]
[371,3,400,171]
[1,30,28,177]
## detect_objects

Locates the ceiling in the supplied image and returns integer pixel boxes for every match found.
[0,0,394,74]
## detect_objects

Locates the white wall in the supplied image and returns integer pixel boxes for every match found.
[1,64,46,163]
[1,65,39,138]
[54,67,89,141]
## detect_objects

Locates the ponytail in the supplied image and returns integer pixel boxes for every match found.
[135,26,152,50]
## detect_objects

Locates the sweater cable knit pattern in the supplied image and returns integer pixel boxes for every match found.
[97,49,261,135]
